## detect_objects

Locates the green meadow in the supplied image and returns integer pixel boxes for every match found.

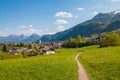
[0,46,120,80]
[0,49,78,80]
[79,46,120,80]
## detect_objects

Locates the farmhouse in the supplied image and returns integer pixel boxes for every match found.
[85,37,100,44]
[9,48,18,54]
[42,46,55,55]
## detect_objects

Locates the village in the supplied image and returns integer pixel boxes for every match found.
[0,35,101,59]
[0,40,63,58]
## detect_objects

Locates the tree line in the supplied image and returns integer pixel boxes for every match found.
[62,35,91,48]
[62,32,120,48]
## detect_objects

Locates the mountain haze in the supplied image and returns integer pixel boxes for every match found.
[0,34,40,43]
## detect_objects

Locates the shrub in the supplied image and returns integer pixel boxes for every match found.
[0,51,23,60]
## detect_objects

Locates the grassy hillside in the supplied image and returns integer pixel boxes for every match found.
[0,49,78,80]
[79,45,120,80]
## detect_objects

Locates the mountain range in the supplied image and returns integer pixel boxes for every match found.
[0,10,120,43]
[0,34,40,43]
[41,10,120,41]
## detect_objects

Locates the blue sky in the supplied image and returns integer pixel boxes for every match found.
[0,0,120,36]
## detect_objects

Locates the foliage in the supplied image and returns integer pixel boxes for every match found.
[0,51,23,60]
[27,49,38,56]
[22,52,28,58]
[2,44,8,52]
[75,35,83,47]
[62,35,93,48]
[100,33,120,47]
[22,49,44,58]
[0,51,7,60]
[18,42,26,47]
[62,35,83,48]
[28,43,33,49]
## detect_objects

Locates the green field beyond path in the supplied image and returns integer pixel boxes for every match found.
[79,46,120,80]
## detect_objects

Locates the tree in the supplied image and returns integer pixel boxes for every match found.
[2,44,8,52]
[28,43,33,49]
[69,37,76,48]
[8,42,15,47]
[19,42,25,47]
[62,36,82,48]
[100,33,120,47]
[75,35,82,47]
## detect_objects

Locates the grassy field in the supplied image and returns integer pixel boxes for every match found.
[1,46,120,80]
[79,45,120,80]
[0,49,78,80]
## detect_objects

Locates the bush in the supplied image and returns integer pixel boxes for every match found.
[0,51,23,60]
[5,53,23,59]
[22,52,28,58]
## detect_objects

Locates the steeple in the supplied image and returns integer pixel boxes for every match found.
[39,40,42,44]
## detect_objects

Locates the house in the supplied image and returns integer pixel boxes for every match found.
[85,37,100,44]
[17,48,27,53]
[27,49,34,52]
[91,37,100,44]
[38,43,45,49]
[53,43,62,49]
[9,48,18,54]
[42,46,55,55]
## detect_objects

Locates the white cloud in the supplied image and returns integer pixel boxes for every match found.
[55,12,73,18]
[45,32,55,35]
[19,25,26,28]
[93,12,99,15]
[19,25,33,29]
[75,15,78,18]
[77,8,85,11]
[111,0,120,1]
[57,26,65,31]
[54,19,68,25]
[28,25,33,28]
[19,28,43,36]
[19,25,44,35]
[30,29,43,33]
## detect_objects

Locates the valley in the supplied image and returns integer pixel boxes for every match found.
[0,1,120,80]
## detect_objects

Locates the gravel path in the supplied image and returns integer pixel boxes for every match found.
[75,52,89,80]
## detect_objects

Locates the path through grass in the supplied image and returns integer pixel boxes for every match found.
[79,46,120,80]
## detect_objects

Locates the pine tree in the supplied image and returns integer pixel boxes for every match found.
[2,44,8,52]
